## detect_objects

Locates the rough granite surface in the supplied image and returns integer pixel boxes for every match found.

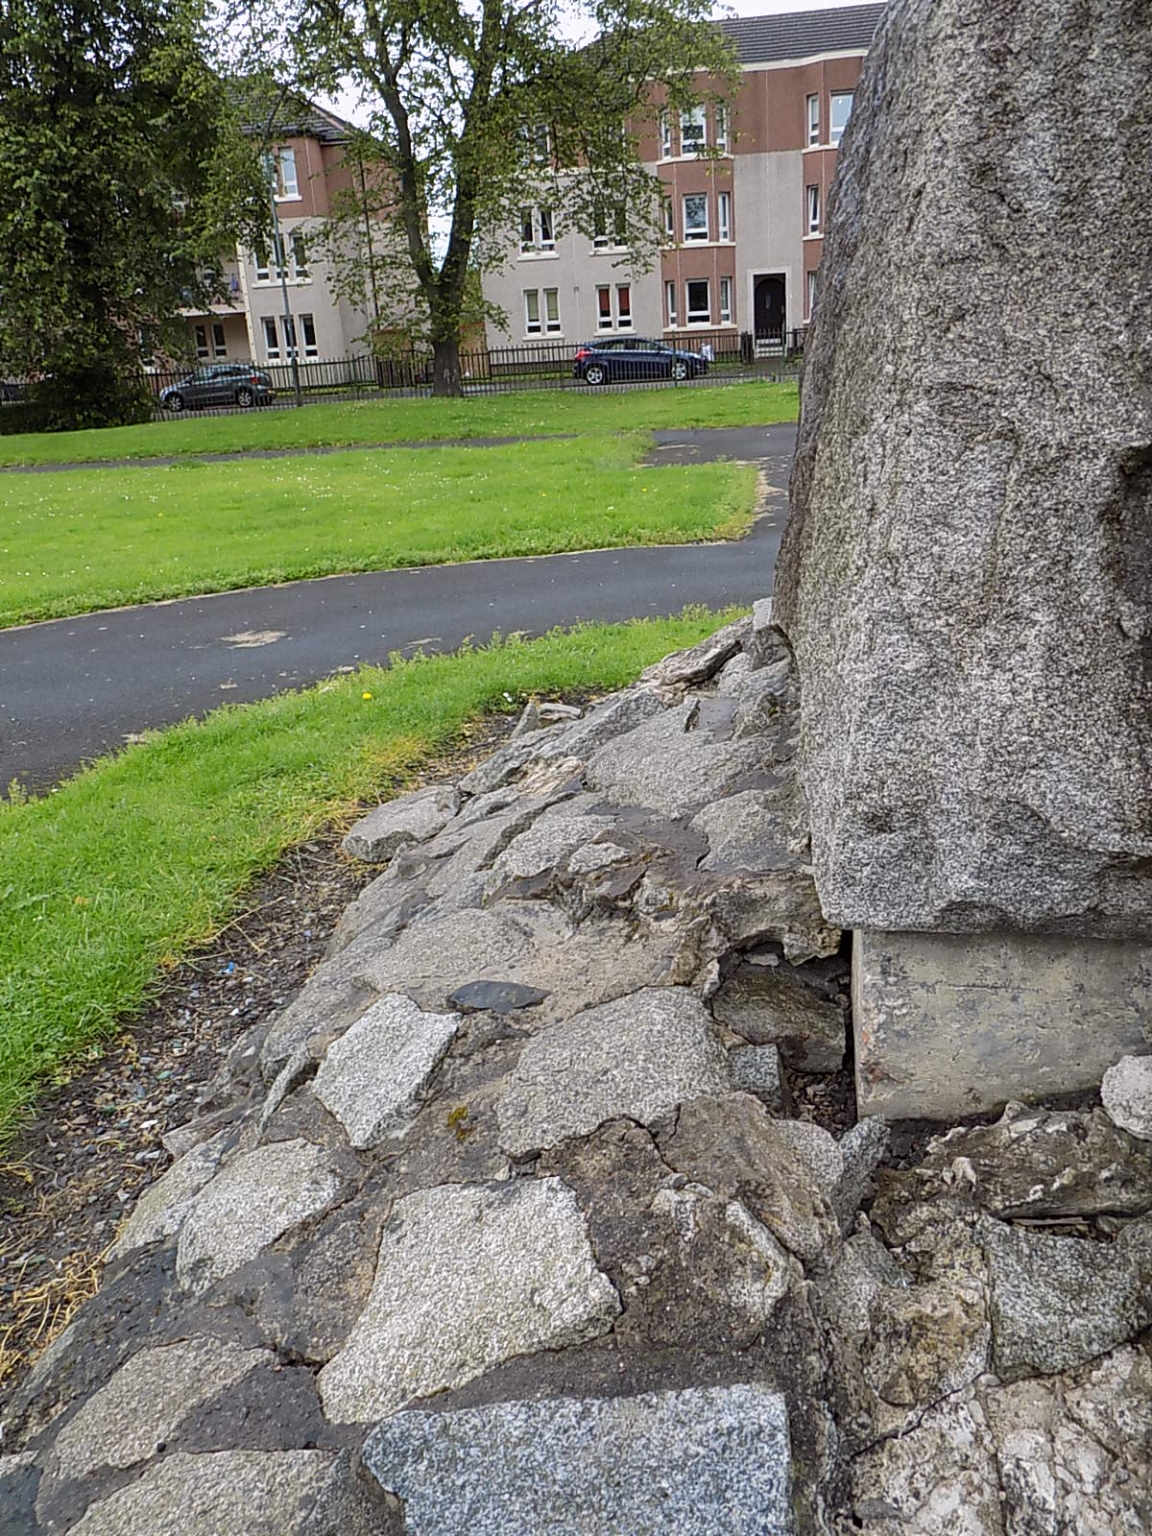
[773,0,1152,937]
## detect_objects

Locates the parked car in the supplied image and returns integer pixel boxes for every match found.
[573,338,707,385]
[159,364,275,411]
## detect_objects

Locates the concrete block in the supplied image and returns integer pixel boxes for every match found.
[853,930,1152,1120]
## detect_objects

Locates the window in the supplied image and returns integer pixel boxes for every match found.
[593,204,626,249]
[544,288,561,334]
[291,233,309,280]
[683,193,708,241]
[254,243,271,282]
[194,324,210,359]
[660,112,672,159]
[276,148,299,199]
[282,314,297,356]
[520,207,555,254]
[596,285,612,330]
[299,313,318,356]
[680,105,706,156]
[717,191,731,242]
[662,197,674,241]
[830,91,854,146]
[806,94,820,146]
[521,122,551,163]
[806,183,821,234]
[616,284,632,329]
[686,278,710,325]
[665,280,677,327]
[807,268,819,320]
[212,322,227,357]
[715,104,729,153]
[719,276,732,324]
[262,315,280,358]
[524,289,542,334]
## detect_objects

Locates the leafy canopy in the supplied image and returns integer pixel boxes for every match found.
[0,0,265,428]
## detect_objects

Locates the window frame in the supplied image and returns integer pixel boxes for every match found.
[596,285,613,331]
[660,112,673,159]
[717,191,731,243]
[715,104,729,153]
[212,321,227,358]
[299,312,319,357]
[544,287,562,334]
[686,278,711,326]
[524,288,542,335]
[276,147,299,200]
[616,283,632,330]
[290,232,309,281]
[262,315,280,359]
[665,279,678,328]
[194,324,210,359]
[719,276,732,325]
[806,183,821,235]
[806,94,820,147]
[679,105,706,156]
[683,192,709,242]
[830,91,854,146]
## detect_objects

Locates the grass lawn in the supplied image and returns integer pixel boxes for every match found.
[0,434,757,627]
[0,379,798,467]
[0,609,739,1142]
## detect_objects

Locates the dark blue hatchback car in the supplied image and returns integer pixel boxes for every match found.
[573,337,707,385]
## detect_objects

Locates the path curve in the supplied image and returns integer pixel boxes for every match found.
[0,425,794,793]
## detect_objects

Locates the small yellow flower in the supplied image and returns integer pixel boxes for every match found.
[362,691,373,700]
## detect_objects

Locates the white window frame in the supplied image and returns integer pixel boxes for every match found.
[679,105,706,156]
[194,324,210,359]
[290,232,310,281]
[595,284,613,331]
[282,314,298,357]
[686,278,711,326]
[807,269,818,320]
[717,191,731,243]
[715,104,729,153]
[538,206,555,250]
[806,94,820,147]
[212,321,227,357]
[592,204,626,251]
[683,192,708,242]
[544,287,561,334]
[662,196,674,242]
[254,244,271,283]
[520,206,556,255]
[806,183,821,234]
[524,289,542,335]
[262,315,280,359]
[660,112,672,159]
[299,312,319,357]
[830,91,854,147]
[615,283,632,330]
[719,276,732,325]
[665,279,677,327]
[276,147,299,200]
[519,207,535,253]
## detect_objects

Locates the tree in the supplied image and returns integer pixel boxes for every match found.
[0,0,265,429]
[235,0,735,395]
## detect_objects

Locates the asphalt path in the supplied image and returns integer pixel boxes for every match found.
[0,424,795,793]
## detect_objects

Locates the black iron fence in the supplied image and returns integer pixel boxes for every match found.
[1,330,804,424]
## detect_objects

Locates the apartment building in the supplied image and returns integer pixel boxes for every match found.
[482,3,885,350]
[177,98,379,367]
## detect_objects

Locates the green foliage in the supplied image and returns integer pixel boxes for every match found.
[0,607,742,1139]
[0,434,757,625]
[232,0,736,387]
[0,0,266,429]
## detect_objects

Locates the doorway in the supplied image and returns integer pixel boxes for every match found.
[753,274,786,343]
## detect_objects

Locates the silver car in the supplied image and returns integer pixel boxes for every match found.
[159,364,275,411]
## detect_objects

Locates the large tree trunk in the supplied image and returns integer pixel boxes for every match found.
[431,334,463,397]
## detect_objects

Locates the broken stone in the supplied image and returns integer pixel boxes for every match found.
[1101,1053,1152,1141]
[496,987,730,1157]
[711,964,846,1073]
[508,700,545,739]
[310,993,459,1148]
[978,1214,1152,1380]
[67,1450,333,1536]
[458,735,557,797]
[638,615,752,689]
[484,809,619,888]
[448,980,549,1014]
[317,1178,619,1423]
[105,1130,233,1262]
[692,790,796,874]
[715,651,754,696]
[743,599,789,671]
[585,699,765,818]
[728,1044,786,1112]
[342,785,460,862]
[658,1094,840,1268]
[176,1139,343,1295]
[535,687,666,761]
[853,928,1152,1120]
[363,1383,792,1536]
[833,1116,889,1229]
[46,1338,269,1483]
[537,702,583,722]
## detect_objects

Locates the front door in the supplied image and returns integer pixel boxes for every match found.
[753,276,786,341]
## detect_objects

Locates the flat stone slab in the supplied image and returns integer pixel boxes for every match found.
[176,1138,343,1294]
[497,987,730,1156]
[342,786,460,862]
[853,929,1152,1119]
[68,1450,332,1536]
[106,1130,231,1261]
[47,1338,268,1482]
[585,700,765,818]
[311,993,460,1147]
[317,1178,619,1423]
[448,980,549,1014]
[364,1383,792,1536]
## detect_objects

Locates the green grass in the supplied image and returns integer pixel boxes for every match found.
[0,609,739,1142]
[0,434,757,627]
[0,379,798,466]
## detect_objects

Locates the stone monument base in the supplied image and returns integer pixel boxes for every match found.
[853,930,1152,1120]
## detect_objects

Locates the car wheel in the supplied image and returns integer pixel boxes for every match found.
[584,362,608,386]
[165,392,185,412]
[670,360,689,382]
[236,386,255,407]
